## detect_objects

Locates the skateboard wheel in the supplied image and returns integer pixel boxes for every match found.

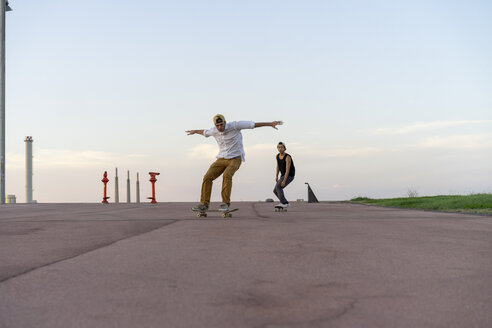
[197,213,201,218]
[221,213,226,218]
[228,214,232,218]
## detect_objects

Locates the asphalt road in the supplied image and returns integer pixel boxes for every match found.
[1,202,491,328]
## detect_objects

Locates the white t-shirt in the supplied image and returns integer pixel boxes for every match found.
[204,121,255,162]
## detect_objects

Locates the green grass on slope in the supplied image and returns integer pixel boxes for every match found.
[350,194,492,214]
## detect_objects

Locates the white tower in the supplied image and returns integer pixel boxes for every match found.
[25,136,33,203]
[114,167,119,203]
[136,172,140,203]
[126,170,130,203]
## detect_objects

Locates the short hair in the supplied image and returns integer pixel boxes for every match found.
[278,142,286,150]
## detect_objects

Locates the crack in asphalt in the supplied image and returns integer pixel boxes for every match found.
[251,298,358,328]
[0,220,178,285]
[251,203,271,219]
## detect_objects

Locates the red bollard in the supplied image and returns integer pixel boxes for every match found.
[101,171,110,204]
[147,172,160,204]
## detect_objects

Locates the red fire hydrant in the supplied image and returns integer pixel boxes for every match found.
[101,171,110,204]
[147,172,160,204]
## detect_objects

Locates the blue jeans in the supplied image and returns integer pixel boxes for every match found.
[273,175,294,204]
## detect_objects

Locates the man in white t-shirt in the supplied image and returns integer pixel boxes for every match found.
[186,114,282,211]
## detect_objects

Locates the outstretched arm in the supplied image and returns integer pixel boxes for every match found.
[186,130,205,136]
[255,121,283,129]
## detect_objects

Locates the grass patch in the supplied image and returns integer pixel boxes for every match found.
[349,194,492,215]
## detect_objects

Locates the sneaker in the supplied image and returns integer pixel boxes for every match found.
[218,203,229,212]
[280,203,290,208]
[192,203,208,211]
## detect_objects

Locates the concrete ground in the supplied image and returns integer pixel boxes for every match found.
[0,202,491,328]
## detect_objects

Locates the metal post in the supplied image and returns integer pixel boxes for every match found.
[0,1,7,204]
[126,170,130,203]
[114,167,119,203]
[148,172,160,204]
[136,172,140,203]
[25,136,33,203]
[101,171,109,203]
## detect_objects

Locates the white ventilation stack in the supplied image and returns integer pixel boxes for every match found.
[114,168,119,203]
[136,172,140,203]
[126,170,130,203]
[25,136,33,203]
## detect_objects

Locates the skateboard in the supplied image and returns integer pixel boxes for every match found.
[274,205,288,212]
[192,208,239,218]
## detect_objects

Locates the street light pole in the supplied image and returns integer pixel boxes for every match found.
[0,1,11,204]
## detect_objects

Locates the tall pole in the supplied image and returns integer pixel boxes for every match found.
[126,170,130,203]
[25,136,33,203]
[0,1,7,204]
[136,172,140,203]
[114,167,119,203]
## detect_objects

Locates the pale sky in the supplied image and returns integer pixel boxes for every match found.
[4,0,492,203]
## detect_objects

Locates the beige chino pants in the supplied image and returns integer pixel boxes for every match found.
[201,158,242,207]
